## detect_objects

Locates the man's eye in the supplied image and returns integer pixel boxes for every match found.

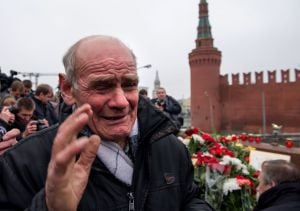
[122,81,138,89]
[89,81,116,92]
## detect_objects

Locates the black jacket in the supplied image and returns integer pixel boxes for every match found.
[254,182,300,211]
[0,98,212,211]
[31,96,58,126]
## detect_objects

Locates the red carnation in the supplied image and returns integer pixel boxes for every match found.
[231,135,237,141]
[252,170,260,178]
[201,133,216,143]
[236,175,251,186]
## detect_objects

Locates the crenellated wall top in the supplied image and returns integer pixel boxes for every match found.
[220,69,300,85]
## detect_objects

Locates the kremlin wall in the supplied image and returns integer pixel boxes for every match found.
[220,69,300,133]
[189,0,300,133]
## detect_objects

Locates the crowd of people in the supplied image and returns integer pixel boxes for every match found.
[0,35,299,210]
[0,79,59,154]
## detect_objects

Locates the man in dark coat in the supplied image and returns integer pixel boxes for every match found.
[254,159,300,211]
[31,83,58,126]
[0,35,212,211]
[151,87,182,130]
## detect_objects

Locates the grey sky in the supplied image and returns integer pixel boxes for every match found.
[0,0,299,99]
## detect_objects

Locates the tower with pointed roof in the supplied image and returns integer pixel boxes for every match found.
[189,0,222,132]
[152,70,161,98]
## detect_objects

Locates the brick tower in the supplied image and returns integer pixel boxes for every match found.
[189,0,222,132]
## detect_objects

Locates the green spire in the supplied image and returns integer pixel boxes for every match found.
[197,0,212,39]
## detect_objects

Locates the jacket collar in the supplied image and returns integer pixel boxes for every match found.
[255,182,300,210]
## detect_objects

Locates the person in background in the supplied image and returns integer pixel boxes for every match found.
[254,159,300,211]
[32,84,58,125]
[8,80,25,100]
[139,88,150,101]
[151,87,182,130]
[11,97,49,140]
[0,35,212,210]
[22,79,34,97]
[0,95,16,107]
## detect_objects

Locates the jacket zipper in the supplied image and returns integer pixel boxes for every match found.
[127,192,135,211]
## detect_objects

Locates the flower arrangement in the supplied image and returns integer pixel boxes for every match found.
[179,128,259,211]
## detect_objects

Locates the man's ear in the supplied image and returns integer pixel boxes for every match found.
[59,73,76,105]
[270,181,276,188]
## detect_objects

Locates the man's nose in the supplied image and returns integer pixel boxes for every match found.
[109,88,129,108]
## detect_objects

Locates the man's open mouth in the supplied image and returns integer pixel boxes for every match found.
[102,115,126,121]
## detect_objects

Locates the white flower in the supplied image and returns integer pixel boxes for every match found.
[230,157,242,166]
[192,134,205,144]
[226,135,232,141]
[220,155,231,165]
[203,152,213,157]
[223,178,241,195]
[182,138,191,146]
[241,164,249,175]
[220,156,249,175]
[178,136,183,141]
[191,158,197,166]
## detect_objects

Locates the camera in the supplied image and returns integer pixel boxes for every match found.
[156,99,165,107]
[36,120,47,131]
[0,70,18,93]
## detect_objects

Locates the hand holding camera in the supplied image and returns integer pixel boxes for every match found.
[155,99,165,111]
[22,119,49,138]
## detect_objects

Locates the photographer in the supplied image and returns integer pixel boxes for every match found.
[11,97,49,140]
[151,87,182,131]
[32,84,58,126]
[0,70,19,98]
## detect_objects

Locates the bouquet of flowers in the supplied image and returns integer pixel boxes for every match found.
[179,128,259,211]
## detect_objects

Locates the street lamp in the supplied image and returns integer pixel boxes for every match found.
[137,64,152,70]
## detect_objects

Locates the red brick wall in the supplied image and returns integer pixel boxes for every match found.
[220,79,300,133]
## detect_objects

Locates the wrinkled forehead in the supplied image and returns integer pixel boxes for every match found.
[76,37,135,67]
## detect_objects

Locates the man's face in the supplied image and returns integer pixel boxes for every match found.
[156,89,166,101]
[40,92,53,103]
[11,89,24,99]
[17,108,33,124]
[256,171,273,197]
[70,37,139,141]
[24,87,31,95]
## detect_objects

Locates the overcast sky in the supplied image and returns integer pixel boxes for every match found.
[1,0,299,99]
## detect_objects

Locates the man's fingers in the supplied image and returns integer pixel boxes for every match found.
[52,137,90,176]
[77,135,101,170]
[52,104,92,155]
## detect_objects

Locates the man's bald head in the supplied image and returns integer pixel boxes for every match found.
[63,35,136,86]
